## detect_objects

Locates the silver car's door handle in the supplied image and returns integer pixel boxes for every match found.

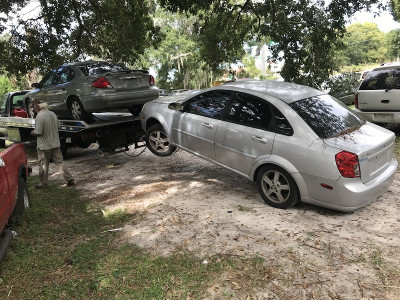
[252,136,268,144]
[202,123,214,129]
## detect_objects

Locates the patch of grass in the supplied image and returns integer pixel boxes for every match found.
[0,176,274,299]
[370,249,384,268]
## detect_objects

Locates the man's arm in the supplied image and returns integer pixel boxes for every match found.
[31,113,43,136]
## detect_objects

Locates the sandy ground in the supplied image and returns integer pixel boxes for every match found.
[29,144,400,299]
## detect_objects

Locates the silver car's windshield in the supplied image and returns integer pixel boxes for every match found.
[289,94,366,139]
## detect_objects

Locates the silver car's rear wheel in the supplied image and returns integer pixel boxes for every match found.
[256,165,299,209]
[145,124,176,156]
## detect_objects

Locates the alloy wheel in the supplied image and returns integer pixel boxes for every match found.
[261,170,291,204]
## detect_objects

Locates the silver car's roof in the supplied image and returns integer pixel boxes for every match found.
[219,80,325,103]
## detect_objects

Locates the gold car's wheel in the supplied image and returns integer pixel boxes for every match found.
[145,124,177,157]
[68,98,92,122]
[256,165,299,209]
[70,99,83,120]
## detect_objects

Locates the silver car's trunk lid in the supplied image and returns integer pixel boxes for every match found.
[324,123,396,183]
[105,70,150,90]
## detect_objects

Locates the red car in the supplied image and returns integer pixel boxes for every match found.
[0,143,31,261]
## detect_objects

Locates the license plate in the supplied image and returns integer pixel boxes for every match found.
[375,114,393,122]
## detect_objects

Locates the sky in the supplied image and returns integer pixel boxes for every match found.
[9,1,400,34]
[349,5,400,33]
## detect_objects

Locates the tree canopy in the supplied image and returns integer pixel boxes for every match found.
[0,0,391,88]
[0,0,161,74]
[337,22,387,66]
[159,0,383,87]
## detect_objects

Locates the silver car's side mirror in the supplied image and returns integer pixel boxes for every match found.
[0,157,5,167]
[168,102,183,111]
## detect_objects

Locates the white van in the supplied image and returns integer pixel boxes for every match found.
[355,63,400,124]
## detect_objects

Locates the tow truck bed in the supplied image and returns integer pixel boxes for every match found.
[0,112,145,156]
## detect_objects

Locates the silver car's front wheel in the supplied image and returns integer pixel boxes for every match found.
[256,165,299,209]
[145,124,177,157]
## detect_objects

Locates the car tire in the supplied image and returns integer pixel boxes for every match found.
[68,97,93,122]
[11,176,30,219]
[256,165,299,209]
[25,98,36,118]
[128,105,143,116]
[145,124,176,156]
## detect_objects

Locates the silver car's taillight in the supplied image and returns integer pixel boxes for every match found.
[335,151,360,178]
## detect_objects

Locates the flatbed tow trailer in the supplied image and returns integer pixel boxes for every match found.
[0,113,146,157]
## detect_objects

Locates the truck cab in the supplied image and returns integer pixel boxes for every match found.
[0,91,30,118]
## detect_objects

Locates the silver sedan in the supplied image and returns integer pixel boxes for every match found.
[140,80,398,212]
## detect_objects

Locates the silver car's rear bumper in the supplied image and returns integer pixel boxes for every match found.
[299,157,398,212]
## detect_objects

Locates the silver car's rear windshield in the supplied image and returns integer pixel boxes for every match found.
[289,94,366,139]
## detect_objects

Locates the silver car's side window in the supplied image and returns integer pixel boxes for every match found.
[226,92,274,131]
[272,107,293,136]
[185,90,234,119]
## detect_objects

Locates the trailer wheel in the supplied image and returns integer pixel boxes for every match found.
[145,124,176,156]
[68,97,93,122]
[11,176,30,220]
[25,99,36,118]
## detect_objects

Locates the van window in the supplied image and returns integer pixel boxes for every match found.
[359,68,400,90]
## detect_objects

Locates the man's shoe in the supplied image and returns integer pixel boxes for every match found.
[35,184,49,189]
[67,180,75,187]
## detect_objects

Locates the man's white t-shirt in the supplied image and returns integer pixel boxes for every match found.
[34,109,61,150]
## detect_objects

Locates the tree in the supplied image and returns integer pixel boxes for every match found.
[145,9,216,90]
[0,0,161,74]
[160,0,383,87]
[338,22,387,66]
[237,55,261,79]
[386,29,400,60]
[391,0,400,20]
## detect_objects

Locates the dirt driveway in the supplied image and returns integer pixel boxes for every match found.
[29,145,400,299]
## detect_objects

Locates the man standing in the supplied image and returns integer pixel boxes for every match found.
[30,99,75,189]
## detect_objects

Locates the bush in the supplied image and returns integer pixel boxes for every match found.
[324,72,361,98]
[0,75,15,96]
